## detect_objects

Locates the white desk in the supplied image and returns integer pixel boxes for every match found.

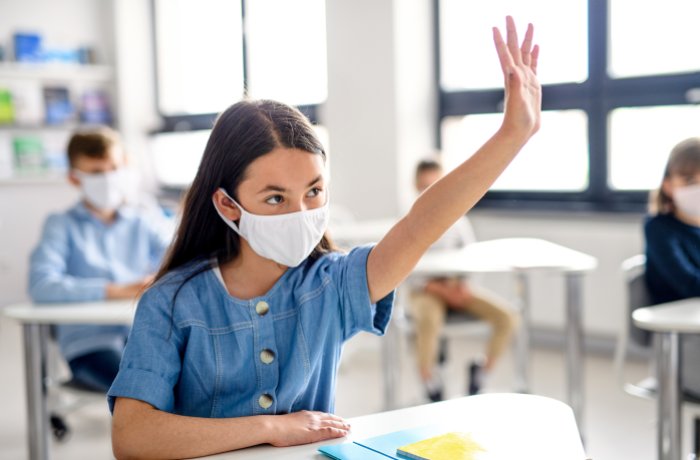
[384,238,597,439]
[3,300,135,460]
[328,218,395,247]
[633,298,700,460]
[205,393,588,459]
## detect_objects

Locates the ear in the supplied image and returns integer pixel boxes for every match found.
[67,171,81,188]
[661,177,674,199]
[212,189,242,221]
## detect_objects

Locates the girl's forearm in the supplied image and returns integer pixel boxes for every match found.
[112,398,273,459]
[406,126,529,250]
[367,127,529,303]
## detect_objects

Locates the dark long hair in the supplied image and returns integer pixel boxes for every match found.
[649,137,700,215]
[155,100,336,284]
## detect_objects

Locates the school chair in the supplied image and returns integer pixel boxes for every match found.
[390,285,492,400]
[46,328,104,442]
[613,254,700,455]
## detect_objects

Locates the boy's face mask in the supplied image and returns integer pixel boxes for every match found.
[673,183,700,218]
[213,188,330,267]
[74,169,128,211]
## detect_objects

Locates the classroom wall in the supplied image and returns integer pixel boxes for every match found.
[0,0,645,340]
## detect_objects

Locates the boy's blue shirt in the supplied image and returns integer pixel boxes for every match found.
[28,201,172,360]
[107,245,394,418]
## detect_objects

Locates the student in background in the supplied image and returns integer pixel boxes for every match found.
[645,137,700,399]
[108,17,540,459]
[28,126,172,392]
[410,159,518,401]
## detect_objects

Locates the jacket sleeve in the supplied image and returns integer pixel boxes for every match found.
[28,214,108,303]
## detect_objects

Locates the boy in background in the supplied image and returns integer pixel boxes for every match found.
[410,159,518,401]
[28,126,172,392]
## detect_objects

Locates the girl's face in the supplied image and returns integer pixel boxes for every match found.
[215,147,327,220]
[662,171,700,199]
[663,171,700,223]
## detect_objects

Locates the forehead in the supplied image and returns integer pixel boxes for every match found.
[243,148,326,183]
[416,168,442,182]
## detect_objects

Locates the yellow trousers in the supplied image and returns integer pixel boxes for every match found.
[409,284,518,377]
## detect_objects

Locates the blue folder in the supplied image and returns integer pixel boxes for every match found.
[318,426,444,459]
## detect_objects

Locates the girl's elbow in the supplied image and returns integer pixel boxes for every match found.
[112,424,145,460]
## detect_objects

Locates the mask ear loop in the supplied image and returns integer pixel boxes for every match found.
[213,188,244,234]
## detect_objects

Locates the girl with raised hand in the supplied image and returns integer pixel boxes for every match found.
[109,16,540,459]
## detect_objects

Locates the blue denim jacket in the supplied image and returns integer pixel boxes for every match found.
[107,245,394,417]
[28,202,172,360]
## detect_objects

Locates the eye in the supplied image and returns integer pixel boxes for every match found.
[265,195,284,205]
[307,187,323,197]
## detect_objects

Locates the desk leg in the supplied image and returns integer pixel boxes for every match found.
[382,319,399,411]
[382,286,406,411]
[565,273,585,440]
[23,323,50,460]
[656,332,681,460]
[513,272,531,393]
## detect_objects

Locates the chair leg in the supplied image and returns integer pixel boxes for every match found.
[438,337,448,366]
[50,413,70,442]
[694,416,700,458]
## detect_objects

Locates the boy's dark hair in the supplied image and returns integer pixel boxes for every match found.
[415,158,443,181]
[66,127,120,167]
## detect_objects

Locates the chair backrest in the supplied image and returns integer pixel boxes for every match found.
[622,255,652,348]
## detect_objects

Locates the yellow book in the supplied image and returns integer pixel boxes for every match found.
[396,432,485,460]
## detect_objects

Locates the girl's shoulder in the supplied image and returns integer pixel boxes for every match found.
[645,213,700,236]
[149,259,213,297]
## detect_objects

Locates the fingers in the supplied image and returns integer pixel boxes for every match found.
[531,44,540,75]
[320,418,351,431]
[505,16,522,66]
[493,26,515,77]
[494,17,538,80]
[520,23,534,66]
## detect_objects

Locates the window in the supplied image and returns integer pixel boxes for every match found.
[153,0,327,127]
[151,0,328,187]
[437,0,700,211]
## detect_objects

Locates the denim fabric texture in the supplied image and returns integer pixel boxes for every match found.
[107,244,394,417]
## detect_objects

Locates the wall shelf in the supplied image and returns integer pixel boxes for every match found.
[0,62,113,83]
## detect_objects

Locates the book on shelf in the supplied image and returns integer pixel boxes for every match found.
[8,81,44,125]
[43,86,75,125]
[80,88,112,124]
[0,88,13,124]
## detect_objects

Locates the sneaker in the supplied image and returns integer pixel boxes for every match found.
[424,370,444,402]
[468,360,484,395]
[426,386,444,403]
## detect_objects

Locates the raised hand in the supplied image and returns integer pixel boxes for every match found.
[267,410,351,447]
[493,16,541,142]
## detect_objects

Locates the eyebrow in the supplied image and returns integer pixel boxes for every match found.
[257,175,323,194]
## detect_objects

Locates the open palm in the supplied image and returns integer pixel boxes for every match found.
[493,16,542,141]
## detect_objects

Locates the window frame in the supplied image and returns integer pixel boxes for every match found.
[435,0,700,212]
[150,0,320,135]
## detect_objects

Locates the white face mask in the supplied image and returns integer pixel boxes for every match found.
[74,169,128,211]
[674,183,700,218]
[213,188,330,267]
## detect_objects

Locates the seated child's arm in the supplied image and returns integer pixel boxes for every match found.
[367,18,540,303]
[29,214,111,303]
[29,214,152,303]
[112,397,349,459]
